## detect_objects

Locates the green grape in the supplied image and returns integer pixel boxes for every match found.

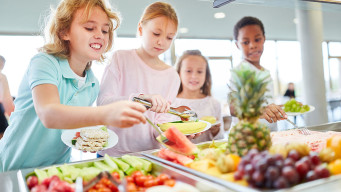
[303,105,310,111]
[292,103,297,109]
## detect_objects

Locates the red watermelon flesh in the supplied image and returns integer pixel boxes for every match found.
[163,126,198,154]
[158,148,194,166]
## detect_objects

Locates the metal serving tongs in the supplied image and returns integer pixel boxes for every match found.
[146,117,195,155]
[146,117,173,145]
[133,97,198,121]
[80,171,126,192]
[281,114,311,135]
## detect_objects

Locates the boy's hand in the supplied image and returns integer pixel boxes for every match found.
[188,123,221,140]
[187,132,202,140]
[260,103,287,123]
[105,101,146,128]
[210,123,221,137]
[138,94,170,113]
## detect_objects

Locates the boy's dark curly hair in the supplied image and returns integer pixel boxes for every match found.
[233,16,265,40]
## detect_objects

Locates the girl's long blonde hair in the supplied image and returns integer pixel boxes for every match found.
[40,0,120,69]
[176,50,212,96]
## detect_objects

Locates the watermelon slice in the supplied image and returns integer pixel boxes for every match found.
[158,148,194,166]
[163,126,198,154]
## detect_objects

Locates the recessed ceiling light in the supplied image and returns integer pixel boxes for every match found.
[179,27,188,34]
[293,18,298,24]
[214,12,226,19]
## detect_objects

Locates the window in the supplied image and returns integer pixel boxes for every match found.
[209,59,232,102]
[0,36,44,96]
[175,39,232,57]
[276,41,302,97]
[328,42,341,57]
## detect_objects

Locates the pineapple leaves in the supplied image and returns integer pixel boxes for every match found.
[230,64,271,119]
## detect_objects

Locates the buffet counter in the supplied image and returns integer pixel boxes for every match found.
[1,121,341,192]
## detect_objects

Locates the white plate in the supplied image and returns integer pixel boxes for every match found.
[61,126,118,152]
[284,105,315,116]
[211,121,221,127]
[158,120,212,136]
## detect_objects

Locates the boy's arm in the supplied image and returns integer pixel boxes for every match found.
[229,105,236,117]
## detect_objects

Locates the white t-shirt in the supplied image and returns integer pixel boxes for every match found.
[172,96,225,143]
[71,70,87,88]
[231,61,277,131]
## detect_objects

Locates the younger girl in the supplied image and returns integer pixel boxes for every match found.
[97,2,180,156]
[173,50,224,143]
[231,16,287,131]
[0,0,146,172]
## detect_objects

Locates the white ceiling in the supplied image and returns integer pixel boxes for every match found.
[1,0,341,41]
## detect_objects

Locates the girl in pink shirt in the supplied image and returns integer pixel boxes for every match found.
[97,2,180,156]
[173,50,224,143]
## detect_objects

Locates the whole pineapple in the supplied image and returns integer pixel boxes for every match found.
[227,64,272,157]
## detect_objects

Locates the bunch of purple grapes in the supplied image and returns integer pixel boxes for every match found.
[234,149,330,189]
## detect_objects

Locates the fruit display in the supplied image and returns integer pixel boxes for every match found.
[283,99,310,113]
[155,127,341,191]
[158,121,207,135]
[227,64,272,156]
[234,149,330,189]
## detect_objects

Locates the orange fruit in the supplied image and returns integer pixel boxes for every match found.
[227,154,241,171]
[329,159,341,175]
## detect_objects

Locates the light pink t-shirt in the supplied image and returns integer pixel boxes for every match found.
[97,49,180,156]
[172,96,224,143]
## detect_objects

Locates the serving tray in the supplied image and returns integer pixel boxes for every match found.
[142,130,341,192]
[17,155,226,192]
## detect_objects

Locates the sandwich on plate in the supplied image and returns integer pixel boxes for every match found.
[75,128,109,152]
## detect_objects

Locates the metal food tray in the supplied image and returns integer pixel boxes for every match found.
[16,155,226,192]
[141,121,341,192]
[303,121,341,132]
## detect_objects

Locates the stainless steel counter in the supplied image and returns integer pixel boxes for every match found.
[0,170,22,192]
[1,155,227,192]
[1,121,341,192]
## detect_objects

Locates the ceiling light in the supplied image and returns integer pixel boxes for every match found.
[293,18,299,24]
[214,12,226,19]
[179,28,188,34]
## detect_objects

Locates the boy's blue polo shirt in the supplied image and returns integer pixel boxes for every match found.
[0,53,99,172]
